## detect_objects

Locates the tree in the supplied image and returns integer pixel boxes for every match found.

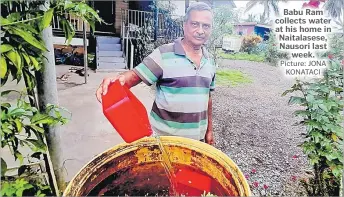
[0,0,101,196]
[206,5,238,66]
[245,0,288,18]
[324,0,344,19]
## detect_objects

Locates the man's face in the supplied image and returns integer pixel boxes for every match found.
[183,10,213,46]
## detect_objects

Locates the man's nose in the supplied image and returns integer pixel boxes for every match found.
[196,26,205,35]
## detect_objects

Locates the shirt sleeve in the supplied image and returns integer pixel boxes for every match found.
[133,48,163,86]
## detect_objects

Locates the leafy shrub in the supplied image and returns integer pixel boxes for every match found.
[240,35,262,54]
[250,42,267,55]
[1,0,100,195]
[283,59,343,196]
[264,31,289,66]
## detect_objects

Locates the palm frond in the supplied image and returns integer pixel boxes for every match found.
[324,0,344,19]
[270,1,280,16]
[245,1,259,13]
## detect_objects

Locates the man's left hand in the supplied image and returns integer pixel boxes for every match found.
[205,131,214,145]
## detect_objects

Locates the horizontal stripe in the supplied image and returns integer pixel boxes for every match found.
[134,63,157,84]
[142,56,163,78]
[149,116,208,139]
[152,102,207,123]
[151,125,205,140]
[151,111,207,129]
[162,58,191,68]
[159,76,211,88]
[155,91,209,113]
[163,64,215,79]
[162,52,181,60]
[133,68,151,86]
[160,86,210,94]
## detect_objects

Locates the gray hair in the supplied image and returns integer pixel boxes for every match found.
[184,2,212,22]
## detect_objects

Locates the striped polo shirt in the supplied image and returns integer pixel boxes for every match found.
[133,37,216,140]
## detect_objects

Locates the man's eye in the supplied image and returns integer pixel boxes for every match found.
[203,25,210,29]
[192,23,198,27]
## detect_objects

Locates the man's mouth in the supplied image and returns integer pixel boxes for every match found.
[195,37,205,40]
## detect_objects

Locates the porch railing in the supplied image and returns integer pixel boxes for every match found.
[52,13,90,33]
[121,9,183,70]
[121,9,183,40]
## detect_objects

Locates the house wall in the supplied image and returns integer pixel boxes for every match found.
[234,25,255,35]
[115,1,129,35]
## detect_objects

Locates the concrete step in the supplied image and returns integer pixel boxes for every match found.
[97,50,123,57]
[97,56,125,63]
[97,62,126,69]
[96,36,120,44]
[97,44,121,51]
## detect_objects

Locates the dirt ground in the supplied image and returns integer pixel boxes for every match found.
[212,59,310,196]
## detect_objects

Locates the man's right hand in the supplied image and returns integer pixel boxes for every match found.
[96,74,125,103]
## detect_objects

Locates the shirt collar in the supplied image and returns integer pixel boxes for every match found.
[173,37,210,59]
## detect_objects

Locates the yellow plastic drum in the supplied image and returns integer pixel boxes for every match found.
[63,136,251,196]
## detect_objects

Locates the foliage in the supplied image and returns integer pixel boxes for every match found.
[283,58,343,196]
[250,42,268,56]
[215,69,252,87]
[264,31,289,66]
[324,0,344,19]
[240,34,262,54]
[244,14,268,25]
[245,0,288,18]
[318,33,344,60]
[206,5,237,66]
[1,90,68,165]
[219,51,265,62]
[1,178,51,197]
[1,0,101,196]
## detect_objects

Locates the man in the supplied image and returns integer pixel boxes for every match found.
[96,2,216,145]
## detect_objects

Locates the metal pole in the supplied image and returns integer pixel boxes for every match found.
[154,0,159,41]
[130,43,134,70]
[36,1,65,195]
[83,21,88,84]
[185,0,190,13]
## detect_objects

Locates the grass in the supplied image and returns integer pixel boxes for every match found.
[216,69,252,87]
[219,51,265,62]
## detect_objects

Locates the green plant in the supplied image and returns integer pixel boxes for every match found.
[206,5,237,66]
[318,33,344,60]
[240,34,262,54]
[1,0,101,195]
[264,31,289,66]
[283,59,343,196]
[219,51,265,62]
[216,69,252,87]
[0,178,51,197]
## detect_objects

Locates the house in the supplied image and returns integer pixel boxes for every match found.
[233,22,271,40]
[52,1,169,70]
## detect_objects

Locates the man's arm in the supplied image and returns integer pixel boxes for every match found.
[205,93,214,145]
[121,70,142,88]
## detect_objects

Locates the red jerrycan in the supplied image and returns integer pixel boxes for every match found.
[101,80,153,143]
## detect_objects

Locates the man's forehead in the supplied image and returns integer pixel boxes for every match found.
[187,10,213,22]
